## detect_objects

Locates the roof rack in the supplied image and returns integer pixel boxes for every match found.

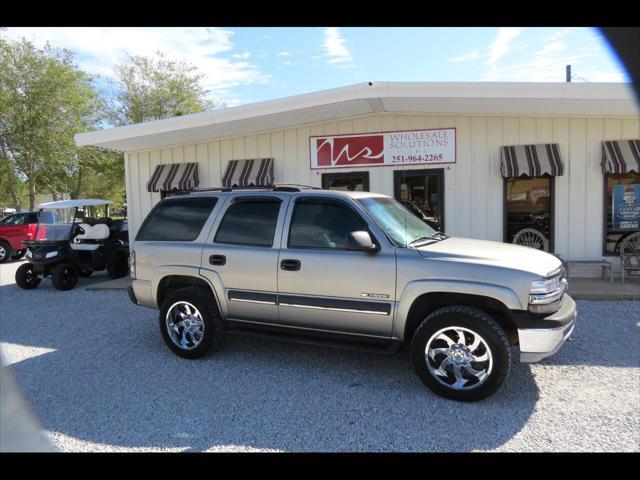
[175,184,322,195]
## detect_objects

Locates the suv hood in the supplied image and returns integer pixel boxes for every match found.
[416,236,562,278]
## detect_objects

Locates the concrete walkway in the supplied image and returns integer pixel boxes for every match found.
[568,277,640,301]
[85,276,132,291]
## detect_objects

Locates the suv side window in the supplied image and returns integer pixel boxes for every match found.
[214,199,281,247]
[288,200,367,250]
[136,196,218,241]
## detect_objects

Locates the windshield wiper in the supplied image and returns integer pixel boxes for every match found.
[431,231,449,240]
[408,232,449,247]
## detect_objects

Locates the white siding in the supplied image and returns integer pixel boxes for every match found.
[124,112,640,273]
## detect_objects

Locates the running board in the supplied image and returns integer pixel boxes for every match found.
[224,320,401,355]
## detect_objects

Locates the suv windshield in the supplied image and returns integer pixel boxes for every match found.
[35,208,77,242]
[358,197,445,247]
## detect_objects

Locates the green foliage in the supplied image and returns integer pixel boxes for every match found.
[0,37,214,213]
[110,52,213,126]
[0,36,102,209]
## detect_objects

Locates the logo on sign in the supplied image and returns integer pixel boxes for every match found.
[315,135,384,167]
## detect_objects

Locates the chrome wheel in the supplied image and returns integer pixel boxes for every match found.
[425,326,493,390]
[165,301,205,350]
[0,245,7,261]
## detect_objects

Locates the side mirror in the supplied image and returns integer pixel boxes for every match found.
[346,231,379,253]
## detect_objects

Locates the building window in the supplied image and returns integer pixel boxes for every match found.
[603,172,640,255]
[393,169,444,231]
[321,171,369,191]
[504,177,554,252]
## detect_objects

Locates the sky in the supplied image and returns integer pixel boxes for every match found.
[1,27,630,107]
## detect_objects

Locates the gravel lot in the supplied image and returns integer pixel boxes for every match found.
[1,259,639,452]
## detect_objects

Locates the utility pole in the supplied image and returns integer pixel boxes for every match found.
[566,65,572,83]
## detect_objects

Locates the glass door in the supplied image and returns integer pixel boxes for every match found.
[393,169,445,231]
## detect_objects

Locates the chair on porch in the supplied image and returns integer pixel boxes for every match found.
[619,232,640,283]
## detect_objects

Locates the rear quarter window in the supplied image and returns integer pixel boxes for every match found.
[136,196,218,241]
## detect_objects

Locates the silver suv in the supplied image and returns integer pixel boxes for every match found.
[128,186,576,401]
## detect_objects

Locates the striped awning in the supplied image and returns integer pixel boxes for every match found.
[500,144,564,178]
[601,140,640,174]
[222,158,274,188]
[147,163,199,192]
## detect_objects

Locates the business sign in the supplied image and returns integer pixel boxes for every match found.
[310,128,456,169]
[613,184,640,230]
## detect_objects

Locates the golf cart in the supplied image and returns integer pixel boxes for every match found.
[15,199,130,291]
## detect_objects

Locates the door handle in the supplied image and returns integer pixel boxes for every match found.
[280,259,301,271]
[209,254,226,266]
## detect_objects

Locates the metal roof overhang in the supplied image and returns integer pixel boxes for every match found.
[74,82,639,153]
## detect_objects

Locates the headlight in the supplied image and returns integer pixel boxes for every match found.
[528,268,567,314]
[45,251,58,259]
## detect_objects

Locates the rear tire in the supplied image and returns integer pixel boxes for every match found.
[159,287,225,359]
[11,249,27,260]
[0,241,12,264]
[15,263,41,289]
[51,263,79,291]
[410,305,511,402]
[107,252,128,279]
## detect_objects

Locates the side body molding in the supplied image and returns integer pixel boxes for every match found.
[393,279,524,341]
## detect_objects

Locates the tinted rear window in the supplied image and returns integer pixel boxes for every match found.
[214,200,281,247]
[136,196,218,241]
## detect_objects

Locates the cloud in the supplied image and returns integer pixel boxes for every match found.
[276,51,291,57]
[322,27,353,65]
[2,27,266,105]
[486,27,521,65]
[449,49,481,63]
[481,28,628,82]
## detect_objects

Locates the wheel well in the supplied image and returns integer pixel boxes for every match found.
[403,292,518,346]
[156,275,217,309]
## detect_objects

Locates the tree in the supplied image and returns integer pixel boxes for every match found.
[109,52,214,126]
[0,37,102,210]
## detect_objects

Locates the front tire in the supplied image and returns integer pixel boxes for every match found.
[0,241,12,264]
[15,263,41,289]
[410,305,511,402]
[159,287,225,359]
[51,263,79,291]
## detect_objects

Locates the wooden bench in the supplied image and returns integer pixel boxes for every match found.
[566,260,612,282]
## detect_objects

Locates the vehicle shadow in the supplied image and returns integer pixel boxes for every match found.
[0,278,543,452]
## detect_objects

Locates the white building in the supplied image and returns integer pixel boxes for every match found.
[75,82,640,276]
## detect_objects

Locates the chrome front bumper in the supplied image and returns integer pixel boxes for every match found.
[518,295,577,363]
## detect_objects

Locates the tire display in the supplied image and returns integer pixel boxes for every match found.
[512,228,549,252]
